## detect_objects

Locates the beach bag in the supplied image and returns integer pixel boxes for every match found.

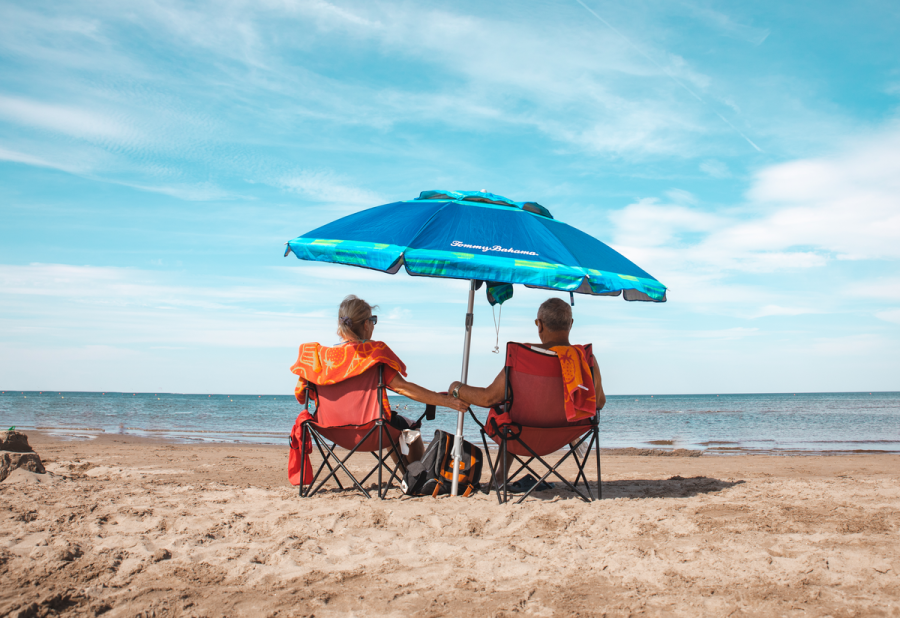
[401,429,483,497]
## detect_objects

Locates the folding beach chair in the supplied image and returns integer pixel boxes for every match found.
[468,342,601,504]
[291,364,434,499]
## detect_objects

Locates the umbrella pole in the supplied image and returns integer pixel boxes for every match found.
[451,279,477,497]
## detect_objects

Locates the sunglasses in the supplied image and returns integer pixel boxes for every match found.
[367,315,378,325]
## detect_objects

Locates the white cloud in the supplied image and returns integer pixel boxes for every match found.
[699,159,731,178]
[603,125,900,320]
[684,5,770,46]
[386,307,411,321]
[875,309,900,325]
[810,334,887,356]
[0,94,136,143]
[750,305,823,318]
[116,180,239,202]
[690,327,759,340]
[614,125,900,279]
[276,170,383,207]
[609,198,722,248]
[739,128,900,261]
[844,278,900,301]
[0,263,310,313]
[0,146,83,173]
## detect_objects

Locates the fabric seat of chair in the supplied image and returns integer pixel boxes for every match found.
[500,425,592,457]
[309,420,404,453]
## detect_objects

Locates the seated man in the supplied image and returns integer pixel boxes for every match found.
[448,298,605,486]
[448,297,605,411]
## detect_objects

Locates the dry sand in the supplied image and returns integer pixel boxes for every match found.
[1,432,899,617]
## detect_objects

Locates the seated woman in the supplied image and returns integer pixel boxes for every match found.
[329,294,466,462]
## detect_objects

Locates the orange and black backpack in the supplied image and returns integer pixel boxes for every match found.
[402,429,483,497]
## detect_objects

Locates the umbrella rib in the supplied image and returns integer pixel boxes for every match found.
[401,199,454,255]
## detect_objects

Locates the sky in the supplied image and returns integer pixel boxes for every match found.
[1,0,899,396]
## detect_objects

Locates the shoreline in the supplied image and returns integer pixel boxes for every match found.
[13,429,900,456]
[4,389,899,396]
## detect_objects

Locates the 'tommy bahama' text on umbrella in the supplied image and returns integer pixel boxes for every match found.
[450,241,539,256]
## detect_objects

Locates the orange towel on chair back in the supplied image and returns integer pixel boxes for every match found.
[549,345,596,422]
[290,340,407,405]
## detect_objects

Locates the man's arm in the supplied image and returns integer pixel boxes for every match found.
[448,369,506,408]
[593,357,606,410]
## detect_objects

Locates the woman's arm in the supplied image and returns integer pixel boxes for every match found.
[448,369,506,408]
[387,373,468,412]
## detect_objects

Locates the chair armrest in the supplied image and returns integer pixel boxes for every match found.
[467,406,485,429]
[414,404,436,426]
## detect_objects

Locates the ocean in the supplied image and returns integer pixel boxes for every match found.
[1,390,898,454]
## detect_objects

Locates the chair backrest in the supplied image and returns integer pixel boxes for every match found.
[505,342,594,428]
[312,365,387,428]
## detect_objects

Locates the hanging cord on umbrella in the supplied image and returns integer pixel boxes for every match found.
[491,304,502,353]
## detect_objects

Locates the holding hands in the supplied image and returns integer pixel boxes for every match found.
[443,387,469,412]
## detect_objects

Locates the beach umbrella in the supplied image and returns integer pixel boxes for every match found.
[285,190,666,495]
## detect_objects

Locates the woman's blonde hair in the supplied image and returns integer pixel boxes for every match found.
[337,295,377,342]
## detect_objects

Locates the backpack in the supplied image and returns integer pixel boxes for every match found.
[401,429,483,497]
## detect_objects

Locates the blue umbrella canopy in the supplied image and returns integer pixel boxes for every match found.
[285,190,666,303]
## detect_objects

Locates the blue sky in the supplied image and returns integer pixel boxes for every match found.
[1,0,898,395]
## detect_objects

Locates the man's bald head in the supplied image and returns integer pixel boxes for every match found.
[537,297,573,332]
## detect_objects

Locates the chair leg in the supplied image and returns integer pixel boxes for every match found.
[501,438,508,504]
[298,425,307,498]
[594,426,602,500]
[320,442,345,490]
[479,430,503,505]
[381,429,406,498]
[570,433,594,501]
[377,421,384,499]
[303,428,337,497]
[310,436,339,491]
[507,456,542,486]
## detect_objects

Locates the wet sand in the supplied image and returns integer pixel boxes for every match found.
[1,431,898,617]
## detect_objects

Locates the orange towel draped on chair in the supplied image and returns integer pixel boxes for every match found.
[288,341,407,486]
[291,340,407,405]
[549,345,596,422]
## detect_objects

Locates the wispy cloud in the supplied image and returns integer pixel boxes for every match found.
[0,94,136,143]
[0,146,83,173]
[699,159,731,178]
[875,309,900,325]
[276,170,383,207]
[684,5,771,46]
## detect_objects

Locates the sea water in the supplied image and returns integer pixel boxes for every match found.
[2,390,898,454]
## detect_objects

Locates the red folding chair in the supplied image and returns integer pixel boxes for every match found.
[469,342,601,504]
[291,364,434,499]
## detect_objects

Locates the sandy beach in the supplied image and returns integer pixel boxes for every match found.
[1,432,898,617]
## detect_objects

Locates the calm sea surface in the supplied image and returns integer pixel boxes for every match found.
[1,390,898,454]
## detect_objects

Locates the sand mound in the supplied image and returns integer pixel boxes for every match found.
[0,452,46,482]
[3,468,55,485]
[0,430,34,453]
